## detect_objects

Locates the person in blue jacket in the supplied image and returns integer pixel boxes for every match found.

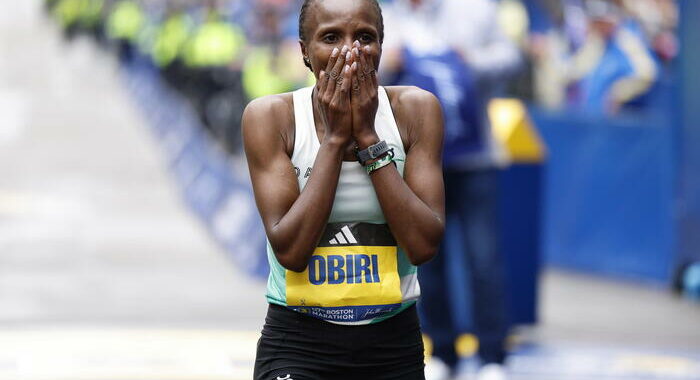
[382,0,520,379]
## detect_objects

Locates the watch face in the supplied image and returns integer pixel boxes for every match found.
[370,141,387,157]
[358,141,388,164]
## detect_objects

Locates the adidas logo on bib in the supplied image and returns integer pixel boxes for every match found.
[328,225,358,245]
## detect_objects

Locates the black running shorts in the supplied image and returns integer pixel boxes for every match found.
[254,303,425,380]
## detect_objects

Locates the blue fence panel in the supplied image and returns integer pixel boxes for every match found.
[676,0,700,266]
[532,109,675,283]
[499,164,541,324]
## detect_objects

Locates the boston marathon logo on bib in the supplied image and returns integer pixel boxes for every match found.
[286,223,402,322]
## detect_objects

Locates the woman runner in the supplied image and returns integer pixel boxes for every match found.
[242,0,445,379]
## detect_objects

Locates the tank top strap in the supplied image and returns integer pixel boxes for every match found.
[291,86,318,163]
[376,86,404,153]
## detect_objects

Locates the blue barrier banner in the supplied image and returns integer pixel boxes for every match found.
[121,58,269,279]
[532,109,675,283]
[676,0,700,265]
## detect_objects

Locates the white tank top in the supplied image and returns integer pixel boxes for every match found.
[264,86,420,325]
[291,86,405,222]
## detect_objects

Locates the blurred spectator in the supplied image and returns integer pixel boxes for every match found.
[180,0,248,151]
[52,0,84,38]
[240,1,307,100]
[528,0,670,113]
[44,0,60,13]
[151,1,193,71]
[382,0,520,379]
[148,1,195,96]
[619,0,678,63]
[106,0,145,61]
[566,0,658,114]
[181,1,245,69]
[527,0,588,108]
[75,0,105,40]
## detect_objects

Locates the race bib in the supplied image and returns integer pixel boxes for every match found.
[286,223,403,322]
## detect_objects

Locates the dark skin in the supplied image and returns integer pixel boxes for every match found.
[242,0,445,272]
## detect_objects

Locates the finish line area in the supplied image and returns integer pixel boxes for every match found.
[0,329,257,380]
[0,327,697,380]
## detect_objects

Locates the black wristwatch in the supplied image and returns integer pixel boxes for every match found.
[356,140,390,166]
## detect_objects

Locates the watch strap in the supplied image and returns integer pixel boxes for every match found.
[365,153,395,175]
[356,140,389,165]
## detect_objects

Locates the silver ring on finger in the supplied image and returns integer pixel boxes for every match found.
[330,70,340,80]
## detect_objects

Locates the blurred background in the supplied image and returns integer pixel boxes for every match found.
[1,0,699,379]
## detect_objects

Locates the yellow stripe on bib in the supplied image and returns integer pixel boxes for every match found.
[286,246,402,308]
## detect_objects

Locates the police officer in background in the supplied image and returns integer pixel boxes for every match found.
[241,1,313,101]
[180,0,247,152]
[106,0,145,62]
[150,0,194,92]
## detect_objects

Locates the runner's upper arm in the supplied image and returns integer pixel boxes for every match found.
[400,87,446,225]
[242,95,299,240]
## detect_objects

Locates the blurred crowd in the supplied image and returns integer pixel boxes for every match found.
[45,0,315,154]
[522,0,678,113]
[44,0,679,155]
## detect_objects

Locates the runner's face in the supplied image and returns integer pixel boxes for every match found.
[301,0,382,78]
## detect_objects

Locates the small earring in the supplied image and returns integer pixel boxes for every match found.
[304,56,311,66]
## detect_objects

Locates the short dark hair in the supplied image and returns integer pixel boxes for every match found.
[298,0,384,44]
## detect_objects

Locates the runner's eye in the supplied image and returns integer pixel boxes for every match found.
[322,34,338,44]
[358,33,375,44]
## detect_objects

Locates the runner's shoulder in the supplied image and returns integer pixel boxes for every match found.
[384,86,440,121]
[242,92,294,130]
[384,86,442,147]
[242,93,295,151]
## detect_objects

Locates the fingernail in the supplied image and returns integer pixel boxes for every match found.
[351,62,357,70]
[346,51,352,61]
[353,48,359,56]
[341,45,349,54]
[331,47,339,57]
[345,64,350,73]
[364,45,370,53]
[354,40,360,47]
[319,70,325,77]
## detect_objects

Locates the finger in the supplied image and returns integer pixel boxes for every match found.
[325,45,349,99]
[324,47,343,98]
[324,47,340,77]
[336,48,352,89]
[317,46,338,95]
[316,70,327,93]
[353,46,364,83]
[369,70,380,98]
[363,45,378,90]
[356,46,374,102]
[349,40,360,65]
[339,63,352,96]
[350,42,364,101]
[355,46,369,99]
[351,62,360,97]
[353,48,371,104]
